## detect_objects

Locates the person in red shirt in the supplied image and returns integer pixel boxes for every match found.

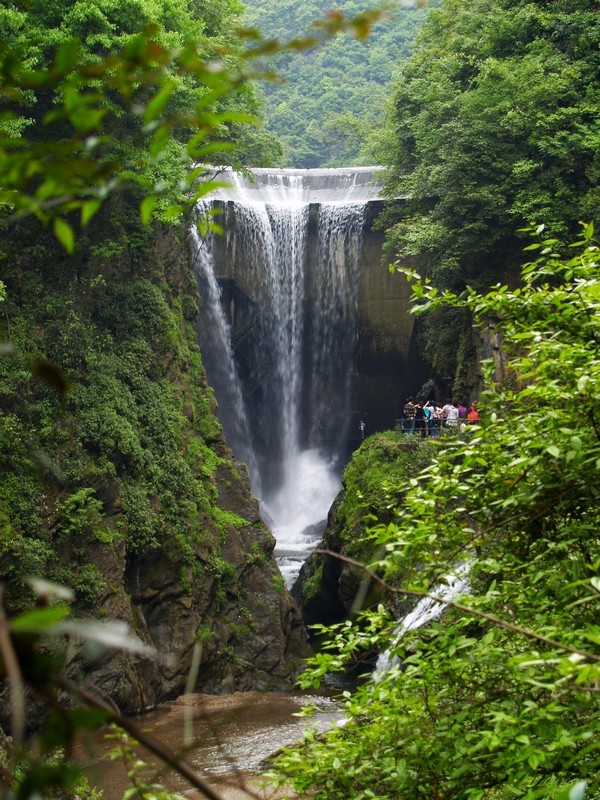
[467,404,480,424]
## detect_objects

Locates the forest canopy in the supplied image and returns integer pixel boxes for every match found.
[377,0,600,401]
[242,0,428,167]
[382,0,600,291]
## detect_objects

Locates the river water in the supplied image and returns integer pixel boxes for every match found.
[81,692,343,799]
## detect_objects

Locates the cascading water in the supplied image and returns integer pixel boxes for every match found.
[193,167,381,585]
[373,567,471,678]
[191,226,259,485]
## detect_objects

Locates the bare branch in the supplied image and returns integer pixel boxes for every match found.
[0,587,25,748]
[53,675,226,800]
[315,549,600,664]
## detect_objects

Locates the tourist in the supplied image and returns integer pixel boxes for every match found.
[402,397,416,434]
[445,401,459,429]
[423,401,433,436]
[430,404,442,437]
[441,399,454,425]
[359,419,366,439]
[467,404,480,424]
[414,403,426,437]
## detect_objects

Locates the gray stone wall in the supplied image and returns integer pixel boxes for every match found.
[210,199,428,438]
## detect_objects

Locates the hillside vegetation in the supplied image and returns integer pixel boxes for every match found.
[243,0,428,166]
[380,0,600,399]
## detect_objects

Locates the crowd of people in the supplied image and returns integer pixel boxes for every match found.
[400,397,480,437]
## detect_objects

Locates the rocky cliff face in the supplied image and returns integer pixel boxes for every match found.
[209,194,428,436]
[70,452,307,712]
[0,201,307,726]
[292,434,438,629]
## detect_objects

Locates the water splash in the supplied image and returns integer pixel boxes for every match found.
[261,448,341,587]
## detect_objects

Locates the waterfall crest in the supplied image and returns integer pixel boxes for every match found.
[192,167,381,584]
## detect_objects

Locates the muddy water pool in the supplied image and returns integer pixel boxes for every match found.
[80,691,343,799]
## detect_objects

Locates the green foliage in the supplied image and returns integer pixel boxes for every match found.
[337,432,439,560]
[243,0,428,166]
[59,563,108,607]
[383,0,600,291]
[381,0,600,399]
[269,567,285,597]
[0,210,234,599]
[212,507,249,540]
[207,553,237,581]
[301,560,324,603]
[272,232,600,799]
[0,0,281,243]
[0,0,394,243]
[55,488,103,539]
[0,15,252,232]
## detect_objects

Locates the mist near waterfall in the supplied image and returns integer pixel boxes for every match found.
[193,168,381,584]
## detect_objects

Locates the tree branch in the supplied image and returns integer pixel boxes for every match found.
[315,549,600,663]
[53,675,226,800]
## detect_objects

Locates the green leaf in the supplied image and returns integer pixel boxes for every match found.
[189,141,236,160]
[53,217,75,253]
[556,782,587,800]
[140,195,157,226]
[193,180,229,200]
[81,199,102,226]
[143,81,176,123]
[582,221,594,241]
[148,125,170,159]
[10,605,71,632]
[55,39,80,72]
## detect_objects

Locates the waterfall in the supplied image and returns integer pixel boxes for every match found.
[373,567,471,678]
[191,225,260,486]
[192,167,382,585]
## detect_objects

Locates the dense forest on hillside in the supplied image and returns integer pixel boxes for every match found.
[243,0,428,166]
[380,0,600,399]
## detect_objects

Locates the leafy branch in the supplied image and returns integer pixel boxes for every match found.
[0,7,390,249]
[315,549,600,665]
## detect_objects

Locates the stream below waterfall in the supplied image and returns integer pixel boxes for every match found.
[80,692,343,799]
[81,570,471,797]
